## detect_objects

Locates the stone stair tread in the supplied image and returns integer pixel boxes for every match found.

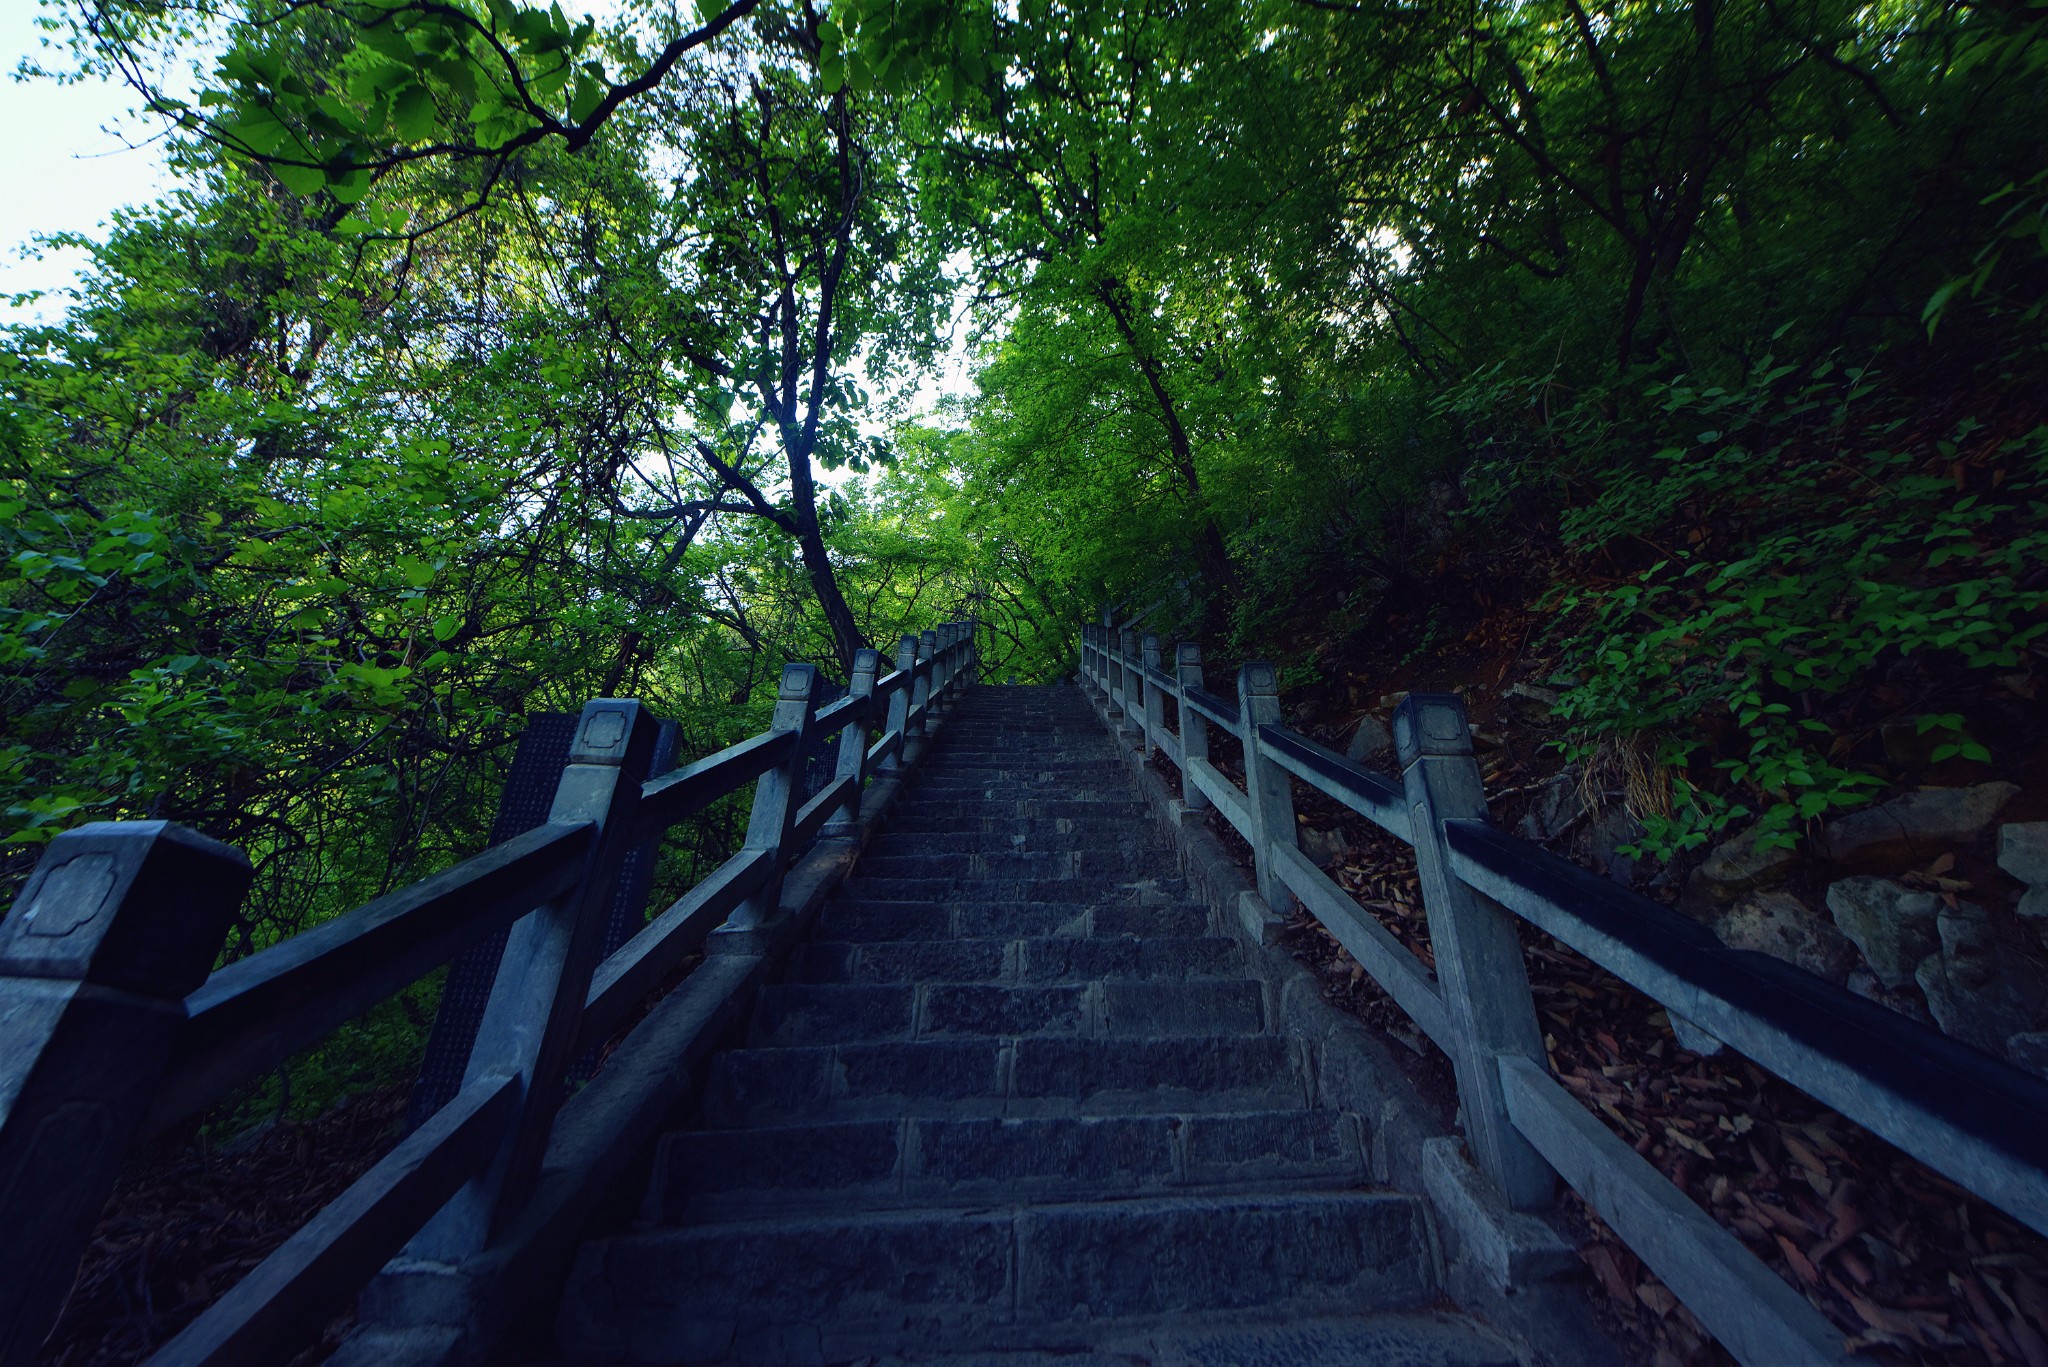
[649,1109,1371,1221]
[701,1036,1310,1125]
[750,980,1267,1046]
[558,1192,1437,1363]
[789,935,1244,984]
[849,1313,1522,1367]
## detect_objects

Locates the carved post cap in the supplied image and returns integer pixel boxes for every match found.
[0,822,249,997]
[568,699,661,769]
[850,648,882,682]
[1393,693,1474,765]
[919,629,939,653]
[779,663,820,700]
[1238,661,1280,697]
[896,634,919,667]
[1142,633,1162,659]
[1176,642,1202,666]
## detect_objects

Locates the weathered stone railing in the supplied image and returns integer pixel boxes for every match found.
[1080,617,2048,1367]
[0,623,977,1367]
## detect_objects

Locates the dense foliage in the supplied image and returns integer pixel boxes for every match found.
[7,0,2045,920]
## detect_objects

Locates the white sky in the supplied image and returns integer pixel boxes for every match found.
[1,2,182,325]
[0,0,975,455]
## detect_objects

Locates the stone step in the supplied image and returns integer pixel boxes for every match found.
[648,1109,1369,1220]
[864,831,1142,858]
[856,851,1167,882]
[701,1035,1308,1126]
[788,935,1243,985]
[839,876,1189,906]
[883,799,1152,824]
[877,814,1148,840]
[814,899,1214,943]
[749,979,1267,1047]
[765,1314,1522,1367]
[556,1192,1438,1364]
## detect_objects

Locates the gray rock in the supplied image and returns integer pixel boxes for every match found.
[2007,1032,2048,1081]
[1589,808,1645,890]
[1299,826,1350,869]
[1999,822,2048,889]
[1503,684,1558,724]
[1913,901,2048,1055]
[1713,890,1860,984]
[1817,782,2020,864]
[1825,876,1941,990]
[1345,715,1394,763]
[2023,888,2048,922]
[1689,824,1798,906]
[1514,773,1585,844]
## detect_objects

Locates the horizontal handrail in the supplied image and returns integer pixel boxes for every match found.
[1185,757,1252,839]
[1271,841,1448,1047]
[147,1072,520,1367]
[788,773,858,853]
[1448,816,2048,1237]
[1182,684,1239,730]
[1255,723,1410,841]
[1498,1057,1855,1367]
[811,691,868,735]
[632,729,799,842]
[147,821,594,1135]
[578,847,774,1047]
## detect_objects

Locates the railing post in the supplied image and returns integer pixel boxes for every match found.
[721,663,821,941]
[0,823,250,1361]
[1117,629,1141,738]
[880,634,916,773]
[1395,692,1556,1211]
[414,699,661,1256]
[1140,633,1165,758]
[1176,642,1211,814]
[1236,662,1301,911]
[823,648,882,839]
[908,631,937,739]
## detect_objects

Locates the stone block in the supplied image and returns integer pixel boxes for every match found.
[835,1040,1003,1105]
[752,984,914,1046]
[816,900,951,942]
[913,1115,1176,1189]
[923,984,1087,1037]
[1181,1109,1364,1183]
[1100,979,1264,1035]
[1011,1036,1301,1109]
[1420,1137,1578,1292]
[1016,1193,1433,1321]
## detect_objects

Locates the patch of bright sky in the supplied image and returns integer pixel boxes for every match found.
[0,0,979,472]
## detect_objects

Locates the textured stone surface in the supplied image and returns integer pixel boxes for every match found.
[1713,889,1860,984]
[1689,824,1798,905]
[1817,782,2020,864]
[1346,715,1395,762]
[2000,822,2048,898]
[1826,876,1942,989]
[1915,901,2048,1055]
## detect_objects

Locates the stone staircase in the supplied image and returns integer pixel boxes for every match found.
[554,686,1520,1365]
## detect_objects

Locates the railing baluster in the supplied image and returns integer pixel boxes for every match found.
[1394,692,1555,1210]
[823,648,882,839]
[0,824,251,1362]
[1235,663,1301,912]
[412,698,661,1257]
[714,664,821,953]
[1140,633,1164,759]
[1176,642,1211,814]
